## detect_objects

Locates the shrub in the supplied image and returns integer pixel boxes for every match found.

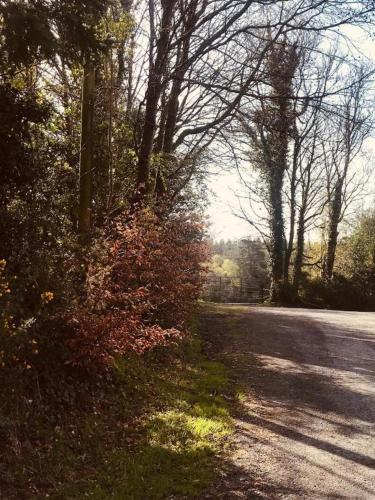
[300,274,373,311]
[0,209,208,372]
[64,209,209,367]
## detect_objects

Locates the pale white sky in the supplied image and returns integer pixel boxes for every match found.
[206,26,375,242]
[206,171,253,241]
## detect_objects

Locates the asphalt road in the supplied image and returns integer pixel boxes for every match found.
[199,305,375,499]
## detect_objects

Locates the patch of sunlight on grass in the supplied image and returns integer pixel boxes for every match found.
[83,336,232,500]
[52,328,233,500]
[102,445,215,500]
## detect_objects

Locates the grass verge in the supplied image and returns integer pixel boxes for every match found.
[50,330,232,499]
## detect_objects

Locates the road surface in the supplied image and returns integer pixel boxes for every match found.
[199,304,375,499]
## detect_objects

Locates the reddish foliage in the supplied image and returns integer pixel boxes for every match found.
[66,209,209,366]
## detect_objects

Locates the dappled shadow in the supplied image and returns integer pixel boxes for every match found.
[232,423,375,499]
[201,304,375,378]
[199,449,373,499]
[197,304,375,499]
[240,413,375,468]
[200,306,375,416]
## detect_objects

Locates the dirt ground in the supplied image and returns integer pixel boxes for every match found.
[198,304,375,499]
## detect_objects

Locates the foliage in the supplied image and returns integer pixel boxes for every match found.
[60,209,209,366]
[299,275,366,310]
[204,239,269,303]
[0,328,231,499]
[209,254,240,277]
[336,211,375,278]
[0,0,109,70]
[2,0,375,495]
[0,84,50,201]
[211,239,268,285]
[298,211,375,311]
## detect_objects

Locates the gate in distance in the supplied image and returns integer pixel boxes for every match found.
[202,275,269,304]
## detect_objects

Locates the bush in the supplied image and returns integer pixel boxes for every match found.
[300,274,374,311]
[63,209,209,367]
[0,208,208,374]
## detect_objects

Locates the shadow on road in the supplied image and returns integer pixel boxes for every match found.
[198,304,375,499]
[241,413,375,468]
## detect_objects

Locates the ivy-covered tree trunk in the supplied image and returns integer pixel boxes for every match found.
[250,38,299,302]
[324,182,342,279]
[269,168,285,302]
[78,60,95,243]
[284,132,299,283]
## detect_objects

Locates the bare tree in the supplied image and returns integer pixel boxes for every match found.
[132,0,375,206]
[322,67,373,278]
[292,120,327,290]
[285,46,337,290]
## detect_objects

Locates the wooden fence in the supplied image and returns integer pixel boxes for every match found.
[202,275,269,303]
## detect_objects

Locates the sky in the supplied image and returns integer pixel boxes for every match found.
[205,26,375,242]
[206,170,254,241]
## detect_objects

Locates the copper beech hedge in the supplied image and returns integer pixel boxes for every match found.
[65,209,209,366]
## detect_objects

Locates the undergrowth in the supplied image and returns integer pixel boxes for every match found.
[56,335,232,499]
[1,327,232,499]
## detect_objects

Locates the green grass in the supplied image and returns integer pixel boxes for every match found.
[53,335,232,499]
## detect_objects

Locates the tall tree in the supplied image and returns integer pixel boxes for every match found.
[322,68,372,278]
[244,37,300,301]
[78,60,96,242]
[136,0,178,199]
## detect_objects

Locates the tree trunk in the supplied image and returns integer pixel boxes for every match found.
[293,205,306,290]
[324,181,342,279]
[78,60,95,244]
[284,139,299,284]
[162,37,189,155]
[136,0,176,200]
[107,49,114,211]
[162,80,181,154]
[125,32,135,121]
[269,168,285,302]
